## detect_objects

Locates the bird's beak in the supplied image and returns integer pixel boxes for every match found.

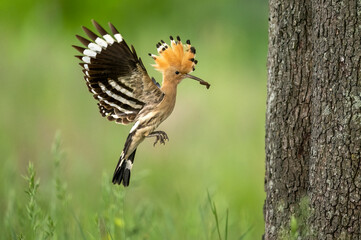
[185,74,211,89]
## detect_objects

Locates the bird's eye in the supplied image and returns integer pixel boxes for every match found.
[175,71,180,75]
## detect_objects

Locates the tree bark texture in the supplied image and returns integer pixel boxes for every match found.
[265,1,361,239]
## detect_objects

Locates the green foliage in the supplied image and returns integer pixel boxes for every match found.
[52,131,70,206]
[21,162,58,240]
[97,172,126,239]
[25,162,41,237]
[207,190,228,240]
[43,216,55,240]
[290,215,298,239]
[3,136,259,239]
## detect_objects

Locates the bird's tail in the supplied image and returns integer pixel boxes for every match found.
[112,132,137,186]
[112,149,137,186]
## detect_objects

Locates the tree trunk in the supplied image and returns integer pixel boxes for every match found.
[264,1,361,239]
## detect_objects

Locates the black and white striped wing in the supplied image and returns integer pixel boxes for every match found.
[73,20,164,124]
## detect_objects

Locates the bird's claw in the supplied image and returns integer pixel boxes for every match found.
[153,131,169,146]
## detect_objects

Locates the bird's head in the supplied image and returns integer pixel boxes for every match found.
[149,36,210,89]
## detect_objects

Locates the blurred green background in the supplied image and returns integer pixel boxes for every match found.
[0,0,267,239]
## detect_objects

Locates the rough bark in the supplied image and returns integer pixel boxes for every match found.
[265,0,361,239]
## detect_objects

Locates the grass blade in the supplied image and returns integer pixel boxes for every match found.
[71,209,87,240]
[207,190,222,240]
[224,209,228,240]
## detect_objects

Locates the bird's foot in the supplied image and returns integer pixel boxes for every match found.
[149,131,169,146]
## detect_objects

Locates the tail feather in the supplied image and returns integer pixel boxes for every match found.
[112,149,137,186]
[122,169,131,186]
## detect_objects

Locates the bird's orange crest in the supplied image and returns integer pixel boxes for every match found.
[149,36,197,74]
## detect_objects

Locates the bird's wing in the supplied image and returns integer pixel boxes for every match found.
[73,20,164,125]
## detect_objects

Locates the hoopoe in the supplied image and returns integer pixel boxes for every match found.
[73,20,210,187]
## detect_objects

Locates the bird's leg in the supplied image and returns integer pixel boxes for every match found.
[147,131,169,146]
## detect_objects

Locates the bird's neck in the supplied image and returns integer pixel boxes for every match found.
[159,78,178,119]
[160,78,177,99]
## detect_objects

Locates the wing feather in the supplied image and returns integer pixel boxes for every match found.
[74,20,164,124]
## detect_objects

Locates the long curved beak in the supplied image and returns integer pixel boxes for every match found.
[185,74,211,89]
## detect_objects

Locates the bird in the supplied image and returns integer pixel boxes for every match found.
[73,20,210,187]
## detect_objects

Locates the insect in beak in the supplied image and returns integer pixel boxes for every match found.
[184,74,211,89]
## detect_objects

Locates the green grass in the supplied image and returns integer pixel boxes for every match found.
[4,134,254,239]
[206,190,228,240]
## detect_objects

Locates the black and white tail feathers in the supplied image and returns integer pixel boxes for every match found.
[112,132,137,186]
[112,149,137,186]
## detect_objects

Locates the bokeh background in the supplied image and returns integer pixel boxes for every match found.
[0,0,267,239]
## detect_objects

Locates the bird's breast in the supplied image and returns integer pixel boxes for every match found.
[157,93,177,121]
